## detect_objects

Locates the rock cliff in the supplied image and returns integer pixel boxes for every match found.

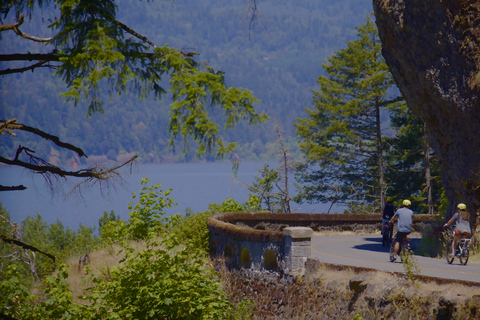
[373,0,480,218]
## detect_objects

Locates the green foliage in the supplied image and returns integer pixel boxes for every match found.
[165,211,212,254]
[98,210,120,232]
[417,222,445,257]
[0,264,40,319]
[125,177,177,240]
[207,195,261,214]
[342,202,379,215]
[99,219,128,247]
[247,162,292,213]
[295,14,401,209]
[36,264,89,319]
[1,0,373,164]
[400,249,421,283]
[3,0,268,161]
[383,103,443,214]
[233,297,255,320]
[0,264,91,319]
[88,237,231,320]
[1,211,99,280]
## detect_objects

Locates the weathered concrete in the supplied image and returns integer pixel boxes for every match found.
[208,212,439,274]
[284,227,313,273]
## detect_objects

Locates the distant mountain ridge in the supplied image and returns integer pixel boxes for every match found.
[0,0,372,165]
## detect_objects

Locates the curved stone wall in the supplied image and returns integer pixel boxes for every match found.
[207,212,439,273]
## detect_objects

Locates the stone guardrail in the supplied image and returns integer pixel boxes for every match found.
[207,212,439,274]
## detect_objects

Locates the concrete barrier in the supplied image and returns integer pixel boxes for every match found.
[207,212,439,274]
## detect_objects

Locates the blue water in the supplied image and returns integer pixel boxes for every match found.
[0,162,327,229]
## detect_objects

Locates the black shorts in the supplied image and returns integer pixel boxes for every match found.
[395,231,410,245]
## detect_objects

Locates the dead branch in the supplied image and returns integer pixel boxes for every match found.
[113,19,156,48]
[0,60,50,75]
[68,154,138,194]
[0,185,26,191]
[0,235,55,263]
[0,154,138,179]
[0,14,53,42]
[1,119,87,158]
[0,53,60,62]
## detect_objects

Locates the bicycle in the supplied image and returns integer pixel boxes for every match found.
[389,233,411,262]
[445,231,471,265]
[381,222,391,247]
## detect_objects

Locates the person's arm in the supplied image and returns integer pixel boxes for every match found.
[389,211,397,224]
[444,212,458,227]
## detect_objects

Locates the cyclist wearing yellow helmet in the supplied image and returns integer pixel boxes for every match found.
[444,203,471,258]
[389,199,413,262]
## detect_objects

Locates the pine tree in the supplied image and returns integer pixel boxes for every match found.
[295,14,402,212]
[383,104,443,214]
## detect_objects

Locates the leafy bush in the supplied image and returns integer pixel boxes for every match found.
[417,222,445,257]
[207,195,260,214]
[126,178,177,240]
[166,211,212,254]
[100,178,177,245]
[87,237,231,319]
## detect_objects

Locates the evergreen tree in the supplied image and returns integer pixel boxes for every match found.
[295,15,402,212]
[383,104,443,214]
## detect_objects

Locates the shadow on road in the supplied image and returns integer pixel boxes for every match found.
[352,237,422,253]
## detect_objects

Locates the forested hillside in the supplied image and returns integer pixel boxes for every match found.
[0,0,372,164]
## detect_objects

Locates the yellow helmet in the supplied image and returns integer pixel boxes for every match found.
[457,203,466,210]
[402,199,411,206]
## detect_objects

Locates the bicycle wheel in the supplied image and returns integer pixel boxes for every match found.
[459,248,469,265]
[446,240,454,264]
[382,227,389,247]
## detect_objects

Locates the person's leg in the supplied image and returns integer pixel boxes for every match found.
[452,234,460,256]
[394,233,405,258]
[394,241,400,257]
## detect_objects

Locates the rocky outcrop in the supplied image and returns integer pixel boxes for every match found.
[219,262,480,319]
[373,0,480,218]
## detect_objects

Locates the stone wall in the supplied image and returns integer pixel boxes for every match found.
[208,212,439,274]
[219,260,480,319]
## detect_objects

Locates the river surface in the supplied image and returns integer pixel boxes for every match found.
[0,161,327,229]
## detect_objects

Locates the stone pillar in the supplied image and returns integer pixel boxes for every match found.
[283,227,313,274]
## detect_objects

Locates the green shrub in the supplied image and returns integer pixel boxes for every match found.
[88,237,231,320]
[417,222,445,257]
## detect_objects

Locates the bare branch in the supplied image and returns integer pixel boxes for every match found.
[113,19,156,48]
[0,235,55,263]
[0,154,138,180]
[0,14,53,42]
[0,53,60,62]
[1,119,87,158]
[68,154,138,193]
[13,25,53,43]
[0,60,50,75]
[0,185,27,191]
[0,13,24,32]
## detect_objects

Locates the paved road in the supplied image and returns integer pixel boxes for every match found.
[311,235,480,284]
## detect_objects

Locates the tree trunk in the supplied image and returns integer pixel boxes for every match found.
[375,98,386,211]
[423,123,434,215]
[373,0,480,227]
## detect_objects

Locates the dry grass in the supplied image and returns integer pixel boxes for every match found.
[61,241,149,303]
[319,259,480,291]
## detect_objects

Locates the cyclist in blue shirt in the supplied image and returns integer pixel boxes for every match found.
[389,199,413,262]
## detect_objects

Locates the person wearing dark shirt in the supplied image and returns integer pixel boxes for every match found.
[382,198,395,241]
